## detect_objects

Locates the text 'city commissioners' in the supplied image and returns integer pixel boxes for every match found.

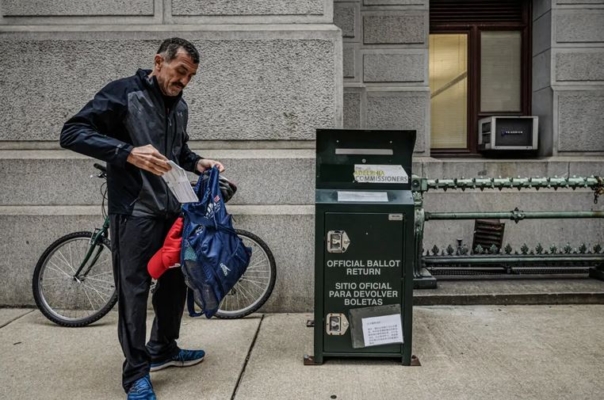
[355,175,408,183]
[353,164,409,183]
[326,260,401,275]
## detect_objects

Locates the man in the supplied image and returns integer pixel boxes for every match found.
[60,38,222,400]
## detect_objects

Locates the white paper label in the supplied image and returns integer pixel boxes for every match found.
[361,314,404,347]
[337,191,388,203]
[354,164,408,184]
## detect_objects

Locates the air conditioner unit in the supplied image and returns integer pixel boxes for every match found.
[478,116,538,152]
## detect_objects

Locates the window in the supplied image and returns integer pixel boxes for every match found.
[429,0,531,155]
[430,34,468,149]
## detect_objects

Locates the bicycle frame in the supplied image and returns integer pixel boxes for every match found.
[72,217,110,280]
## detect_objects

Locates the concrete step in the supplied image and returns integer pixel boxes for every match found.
[2,201,602,310]
[1,150,603,310]
[0,149,317,206]
[0,205,315,312]
[414,277,604,305]
[2,151,602,248]
[3,150,603,208]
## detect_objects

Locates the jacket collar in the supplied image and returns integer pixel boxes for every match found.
[136,69,183,106]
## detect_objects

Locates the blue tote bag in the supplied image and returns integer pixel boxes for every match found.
[181,167,252,318]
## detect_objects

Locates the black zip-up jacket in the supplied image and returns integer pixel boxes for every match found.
[60,69,202,217]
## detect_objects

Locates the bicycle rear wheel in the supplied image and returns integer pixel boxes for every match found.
[32,231,117,327]
[215,230,277,319]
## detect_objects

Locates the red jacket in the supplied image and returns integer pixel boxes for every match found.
[148,217,183,279]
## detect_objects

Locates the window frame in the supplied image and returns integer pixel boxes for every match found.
[429,3,532,156]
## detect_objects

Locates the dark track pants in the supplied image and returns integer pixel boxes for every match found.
[110,214,187,392]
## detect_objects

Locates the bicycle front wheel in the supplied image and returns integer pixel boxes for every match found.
[215,230,277,319]
[32,231,117,327]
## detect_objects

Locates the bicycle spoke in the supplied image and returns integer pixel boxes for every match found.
[234,282,255,305]
[246,257,269,270]
[40,276,69,282]
[82,282,114,294]
[87,253,111,268]
[241,270,271,278]
[229,292,237,309]
[85,275,113,284]
[46,261,74,279]
[237,278,266,291]
[35,234,118,325]
[87,270,113,278]
[88,257,111,269]
[54,250,77,274]
[245,263,266,272]
[80,284,96,311]
[69,243,74,274]
[234,281,256,297]
[84,281,114,290]
[82,281,112,303]
[233,284,242,310]
[223,291,231,310]
[234,290,244,307]
[84,280,110,309]
[244,268,263,275]
[41,279,72,288]
[54,249,72,270]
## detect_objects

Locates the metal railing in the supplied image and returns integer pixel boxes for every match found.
[411,175,604,288]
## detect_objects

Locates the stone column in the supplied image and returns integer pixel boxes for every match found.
[533,0,604,156]
[335,0,430,155]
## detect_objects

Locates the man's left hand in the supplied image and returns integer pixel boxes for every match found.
[196,159,225,173]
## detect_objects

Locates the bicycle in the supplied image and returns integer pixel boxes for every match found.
[32,163,277,327]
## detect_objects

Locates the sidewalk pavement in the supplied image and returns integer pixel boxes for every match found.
[1,305,603,400]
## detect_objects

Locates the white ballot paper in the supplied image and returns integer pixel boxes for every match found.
[161,161,199,203]
[361,314,404,347]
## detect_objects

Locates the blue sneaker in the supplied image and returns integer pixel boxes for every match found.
[127,375,156,400]
[150,349,205,372]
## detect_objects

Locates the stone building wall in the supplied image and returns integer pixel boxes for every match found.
[0,0,341,310]
[335,0,603,280]
[0,1,602,310]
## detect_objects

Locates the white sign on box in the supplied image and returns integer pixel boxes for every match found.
[354,164,408,184]
[361,314,404,347]
[337,191,388,203]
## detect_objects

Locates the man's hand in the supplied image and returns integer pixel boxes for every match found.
[196,159,225,173]
[126,145,171,176]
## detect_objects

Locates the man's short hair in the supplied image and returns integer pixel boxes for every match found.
[157,37,200,64]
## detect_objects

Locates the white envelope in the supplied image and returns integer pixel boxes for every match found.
[161,161,199,203]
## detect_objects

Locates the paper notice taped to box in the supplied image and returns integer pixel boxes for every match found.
[354,164,408,184]
[361,314,404,347]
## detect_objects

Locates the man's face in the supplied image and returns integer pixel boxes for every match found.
[154,48,198,97]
